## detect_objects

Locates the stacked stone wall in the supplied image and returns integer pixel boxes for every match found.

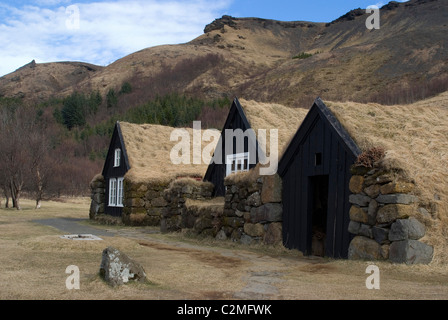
[214,173,283,245]
[89,175,106,219]
[160,179,214,232]
[348,168,434,264]
[121,179,171,226]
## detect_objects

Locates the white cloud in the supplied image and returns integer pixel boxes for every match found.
[0,0,231,76]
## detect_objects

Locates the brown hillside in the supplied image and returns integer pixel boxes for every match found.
[0,0,447,107]
[0,61,102,102]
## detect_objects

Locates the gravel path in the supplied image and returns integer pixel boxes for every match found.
[33,218,116,237]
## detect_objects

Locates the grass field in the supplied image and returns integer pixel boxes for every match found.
[0,198,447,300]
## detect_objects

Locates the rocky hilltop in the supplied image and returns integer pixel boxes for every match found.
[0,0,446,106]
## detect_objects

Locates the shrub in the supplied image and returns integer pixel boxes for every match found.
[119,82,132,95]
[292,52,313,60]
[354,146,385,168]
[106,89,118,109]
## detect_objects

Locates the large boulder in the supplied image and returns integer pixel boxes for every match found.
[389,217,425,241]
[99,247,147,287]
[389,240,433,264]
[348,236,383,260]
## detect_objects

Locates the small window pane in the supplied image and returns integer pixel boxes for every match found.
[117,178,124,206]
[315,153,322,166]
[114,149,121,167]
[109,179,117,206]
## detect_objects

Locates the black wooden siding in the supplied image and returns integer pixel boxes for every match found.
[101,122,130,217]
[278,98,360,258]
[204,98,259,196]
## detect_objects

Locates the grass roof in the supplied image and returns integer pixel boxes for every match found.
[239,98,310,159]
[119,122,218,184]
[326,92,448,211]
[326,91,448,264]
[230,93,448,264]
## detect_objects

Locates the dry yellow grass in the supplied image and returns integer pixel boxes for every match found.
[239,99,309,156]
[1,198,448,300]
[326,91,448,264]
[119,122,219,183]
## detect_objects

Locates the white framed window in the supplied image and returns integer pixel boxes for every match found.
[117,177,124,207]
[226,152,250,176]
[109,178,117,206]
[109,177,124,207]
[114,148,121,167]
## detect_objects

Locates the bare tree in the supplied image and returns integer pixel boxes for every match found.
[27,129,57,209]
[0,105,37,210]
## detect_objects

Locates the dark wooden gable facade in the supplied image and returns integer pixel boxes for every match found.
[102,122,131,217]
[278,98,361,258]
[203,97,260,196]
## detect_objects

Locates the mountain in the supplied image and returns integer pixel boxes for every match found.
[0,0,447,107]
[0,60,102,101]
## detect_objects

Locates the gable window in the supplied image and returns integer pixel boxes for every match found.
[315,152,322,166]
[226,152,250,176]
[109,177,124,207]
[114,148,121,167]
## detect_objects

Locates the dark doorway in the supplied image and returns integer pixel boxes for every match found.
[308,175,329,256]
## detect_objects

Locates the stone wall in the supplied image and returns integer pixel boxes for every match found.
[214,173,283,245]
[182,198,224,237]
[89,174,106,219]
[348,167,434,264]
[122,179,171,226]
[160,178,214,232]
[89,175,215,227]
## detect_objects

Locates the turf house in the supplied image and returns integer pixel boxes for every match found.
[89,93,448,264]
[89,121,217,226]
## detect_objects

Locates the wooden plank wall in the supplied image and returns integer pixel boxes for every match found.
[281,107,357,258]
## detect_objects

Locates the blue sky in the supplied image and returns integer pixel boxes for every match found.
[0,0,408,77]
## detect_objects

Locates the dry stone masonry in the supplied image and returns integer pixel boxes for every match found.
[160,178,214,232]
[217,173,283,245]
[90,165,435,262]
[122,179,171,226]
[89,171,283,247]
[348,167,434,264]
[89,174,106,219]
